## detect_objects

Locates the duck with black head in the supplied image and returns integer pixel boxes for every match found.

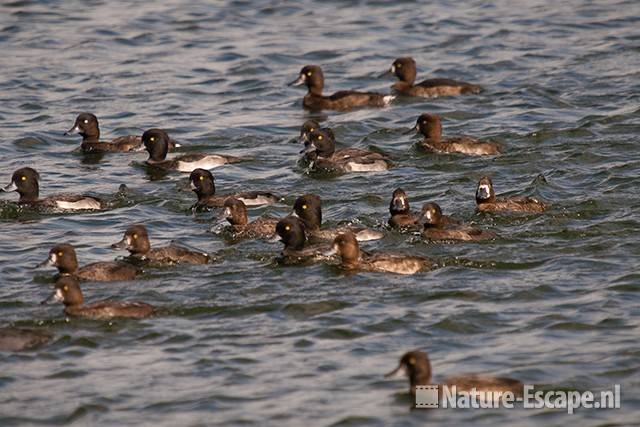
[189,168,279,210]
[223,198,279,240]
[143,129,245,173]
[42,276,156,319]
[328,232,433,275]
[420,202,496,241]
[409,114,502,156]
[303,129,392,173]
[476,176,546,213]
[111,224,211,266]
[65,112,180,153]
[293,194,383,242]
[386,350,523,399]
[388,188,420,229]
[289,65,395,111]
[383,57,482,98]
[1,167,103,211]
[275,216,330,263]
[37,243,139,282]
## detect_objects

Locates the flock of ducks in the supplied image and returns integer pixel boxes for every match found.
[2,57,549,399]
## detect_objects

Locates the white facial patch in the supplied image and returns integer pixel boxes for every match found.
[55,288,65,302]
[223,207,231,217]
[126,236,133,246]
[425,211,432,221]
[50,253,58,264]
[390,65,396,73]
[190,181,197,190]
[478,184,491,196]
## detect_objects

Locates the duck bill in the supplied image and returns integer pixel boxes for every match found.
[384,363,408,379]
[35,256,55,269]
[299,142,317,155]
[110,238,127,250]
[218,207,232,221]
[378,68,393,78]
[402,124,419,135]
[2,181,17,192]
[322,247,337,257]
[266,234,282,244]
[288,74,305,86]
[41,289,63,305]
[65,124,81,136]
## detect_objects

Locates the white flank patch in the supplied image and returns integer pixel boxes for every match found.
[176,156,227,172]
[56,198,101,210]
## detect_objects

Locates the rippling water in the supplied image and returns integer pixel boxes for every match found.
[1,0,639,425]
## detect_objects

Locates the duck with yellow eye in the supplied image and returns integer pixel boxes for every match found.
[65,112,180,153]
[274,216,330,264]
[302,129,393,173]
[111,224,211,267]
[223,198,279,240]
[289,65,395,111]
[189,168,279,210]
[143,129,247,173]
[41,276,157,319]
[37,243,139,282]
[293,194,383,242]
[382,57,483,98]
[1,167,103,211]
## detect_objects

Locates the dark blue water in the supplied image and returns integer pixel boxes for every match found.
[1,0,639,425]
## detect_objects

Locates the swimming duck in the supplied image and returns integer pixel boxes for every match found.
[189,168,279,210]
[289,65,394,111]
[293,194,383,241]
[384,57,482,98]
[41,276,156,319]
[420,202,496,241]
[0,327,52,352]
[476,176,546,213]
[1,167,103,210]
[223,198,278,239]
[38,243,139,282]
[388,188,420,229]
[304,129,392,172]
[143,129,244,172]
[411,114,502,156]
[328,232,433,275]
[299,120,321,146]
[65,112,179,153]
[275,216,330,262]
[111,224,211,266]
[386,350,523,397]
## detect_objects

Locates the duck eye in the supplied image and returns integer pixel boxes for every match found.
[63,286,68,291]
[150,137,155,142]
[199,176,204,181]
[309,128,314,132]
[317,135,323,140]
[57,251,63,256]
[302,204,307,210]
[306,71,312,76]
[133,234,138,239]
[285,225,291,231]
[409,357,415,365]
[397,63,402,68]
[83,119,89,124]
[21,176,27,181]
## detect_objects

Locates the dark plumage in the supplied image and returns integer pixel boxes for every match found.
[223,198,278,239]
[1,167,103,210]
[111,224,211,266]
[293,194,383,241]
[386,57,482,98]
[412,114,502,156]
[476,176,546,213]
[289,65,394,111]
[388,188,420,229]
[0,327,52,352]
[329,232,432,275]
[275,216,330,261]
[386,350,523,398]
[42,276,156,319]
[38,243,139,282]
[143,129,245,172]
[189,168,279,210]
[303,129,392,173]
[65,112,179,153]
[420,202,496,241]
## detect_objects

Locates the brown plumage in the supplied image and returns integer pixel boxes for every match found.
[476,176,546,213]
[0,327,52,352]
[330,232,432,275]
[412,114,502,156]
[386,350,523,398]
[189,168,279,209]
[224,198,278,239]
[387,57,482,98]
[42,277,156,319]
[420,202,496,241]
[388,188,420,229]
[111,224,210,266]
[290,65,394,111]
[38,243,139,282]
